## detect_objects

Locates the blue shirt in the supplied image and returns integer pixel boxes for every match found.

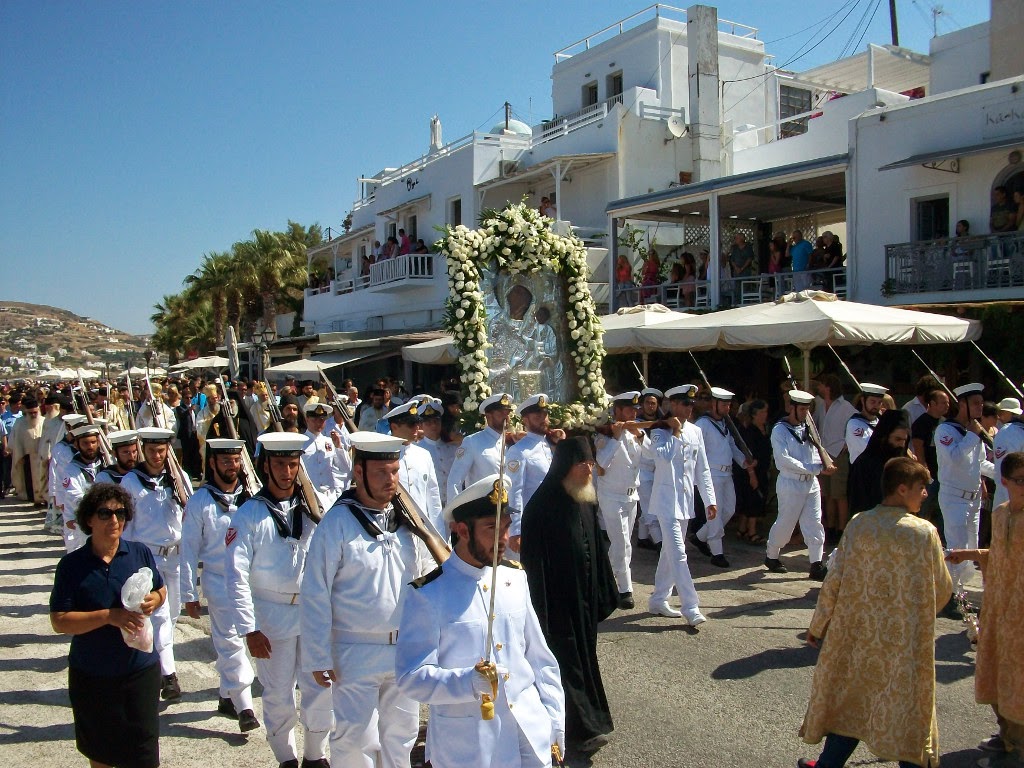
[790,240,813,272]
[50,538,164,676]
[0,410,18,433]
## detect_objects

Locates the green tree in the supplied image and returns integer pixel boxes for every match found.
[184,251,233,343]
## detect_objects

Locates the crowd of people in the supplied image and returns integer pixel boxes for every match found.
[0,361,1018,767]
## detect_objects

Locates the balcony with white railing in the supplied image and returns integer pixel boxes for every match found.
[884,232,1024,297]
[367,253,436,291]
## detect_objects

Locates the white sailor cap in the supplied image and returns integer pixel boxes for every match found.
[709,387,735,401]
[385,400,424,422]
[350,433,405,460]
[257,432,307,456]
[107,430,138,447]
[998,397,1023,415]
[420,398,444,417]
[518,393,551,415]
[859,382,889,396]
[443,473,511,525]
[137,427,174,443]
[789,389,815,405]
[479,392,514,413]
[70,423,103,439]
[94,417,108,426]
[206,438,245,453]
[665,384,698,401]
[62,414,88,427]
[641,387,664,400]
[953,382,984,399]
[303,399,332,417]
[612,391,641,407]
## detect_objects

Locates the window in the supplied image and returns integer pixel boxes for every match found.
[406,215,417,241]
[914,195,949,240]
[779,85,813,138]
[582,81,598,108]
[607,71,623,100]
[448,197,462,226]
[386,222,397,240]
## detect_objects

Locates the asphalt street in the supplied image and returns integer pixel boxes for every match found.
[0,494,992,767]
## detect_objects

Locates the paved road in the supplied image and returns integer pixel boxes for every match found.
[0,494,992,767]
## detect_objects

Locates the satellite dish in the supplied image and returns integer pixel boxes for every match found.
[666,116,688,139]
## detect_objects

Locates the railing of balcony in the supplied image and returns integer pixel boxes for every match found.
[885,232,1024,295]
[368,253,435,287]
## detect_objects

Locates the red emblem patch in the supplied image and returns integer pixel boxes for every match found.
[939,435,954,446]
[61,477,71,489]
[225,527,238,547]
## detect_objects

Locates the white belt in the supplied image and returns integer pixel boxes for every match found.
[149,543,180,557]
[782,472,814,482]
[253,590,300,605]
[943,486,979,501]
[714,464,732,473]
[334,629,399,645]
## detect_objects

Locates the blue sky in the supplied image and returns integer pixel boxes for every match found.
[0,0,988,335]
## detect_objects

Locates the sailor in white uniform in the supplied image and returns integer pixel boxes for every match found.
[636,387,664,547]
[764,390,832,580]
[844,382,888,464]
[993,400,1024,510]
[693,387,754,568]
[49,414,86,518]
[447,393,513,502]
[936,382,995,587]
[396,474,566,768]
[386,400,444,538]
[506,394,561,552]
[301,400,352,511]
[225,432,332,768]
[416,398,452,505]
[57,422,105,553]
[121,427,194,701]
[300,433,433,768]
[94,429,139,485]
[645,384,716,626]
[595,391,647,608]
[181,438,259,733]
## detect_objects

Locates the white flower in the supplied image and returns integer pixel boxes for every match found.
[455,308,465,319]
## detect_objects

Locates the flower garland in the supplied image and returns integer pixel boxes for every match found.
[437,201,607,429]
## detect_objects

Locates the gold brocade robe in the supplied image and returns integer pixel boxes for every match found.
[801,505,952,767]
[975,503,1024,724]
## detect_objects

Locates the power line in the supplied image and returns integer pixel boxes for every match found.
[764,0,862,44]
[844,0,885,58]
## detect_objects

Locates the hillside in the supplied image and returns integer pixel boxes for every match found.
[0,301,151,377]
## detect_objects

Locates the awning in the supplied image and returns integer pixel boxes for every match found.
[376,193,432,220]
[307,223,375,261]
[403,336,458,365]
[794,44,930,94]
[880,135,1024,171]
[477,152,615,193]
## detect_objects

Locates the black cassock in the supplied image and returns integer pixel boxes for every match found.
[520,477,618,745]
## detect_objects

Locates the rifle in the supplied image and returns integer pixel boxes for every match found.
[77,369,113,466]
[687,351,755,463]
[319,370,359,434]
[122,373,138,430]
[213,376,263,497]
[971,340,1024,400]
[911,349,994,449]
[826,344,862,391]
[141,370,193,507]
[262,377,325,523]
[781,356,835,470]
[632,361,649,391]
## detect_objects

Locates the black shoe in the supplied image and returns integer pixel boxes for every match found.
[279,761,299,768]
[300,760,330,768]
[689,534,713,558]
[636,538,658,551]
[217,696,238,718]
[577,733,610,753]
[808,562,828,581]
[617,592,634,609]
[764,557,788,573]
[238,708,260,733]
[709,554,730,568]
[160,673,181,701]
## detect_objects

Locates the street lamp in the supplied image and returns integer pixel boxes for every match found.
[254,328,277,381]
[145,347,153,376]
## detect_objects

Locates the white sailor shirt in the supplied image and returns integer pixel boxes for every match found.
[771,420,822,479]
[935,420,995,494]
[121,468,186,548]
[181,484,249,603]
[301,429,352,509]
[447,426,503,502]
[994,421,1024,508]
[696,415,746,477]
[505,432,552,536]
[399,442,444,538]
[645,423,716,520]
[595,430,646,501]
[845,413,877,463]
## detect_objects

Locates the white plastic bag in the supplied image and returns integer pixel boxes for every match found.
[120,567,154,652]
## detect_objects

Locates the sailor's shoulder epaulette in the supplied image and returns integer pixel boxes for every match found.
[499,558,523,570]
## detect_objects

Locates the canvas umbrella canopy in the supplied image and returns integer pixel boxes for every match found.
[633,291,983,388]
[264,359,343,375]
[168,355,230,372]
[401,336,459,365]
[36,369,63,381]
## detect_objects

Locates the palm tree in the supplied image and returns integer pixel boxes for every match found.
[235,229,307,332]
[184,251,233,343]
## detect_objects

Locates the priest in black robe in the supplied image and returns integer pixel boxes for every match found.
[520,436,618,754]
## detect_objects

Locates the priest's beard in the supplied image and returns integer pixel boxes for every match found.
[563,475,597,504]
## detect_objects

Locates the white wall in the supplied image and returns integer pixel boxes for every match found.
[930,22,990,95]
[849,77,1024,304]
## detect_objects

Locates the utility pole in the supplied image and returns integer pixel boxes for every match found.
[889,0,900,46]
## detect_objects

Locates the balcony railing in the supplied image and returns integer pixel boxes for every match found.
[368,253,435,288]
[885,232,1024,295]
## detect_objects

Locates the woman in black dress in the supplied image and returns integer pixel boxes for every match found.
[734,399,771,543]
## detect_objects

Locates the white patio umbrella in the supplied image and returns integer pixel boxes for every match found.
[36,369,62,381]
[167,355,230,372]
[402,336,459,365]
[633,291,983,388]
[127,366,149,377]
[598,304,692,381]
[264,359,343,375]
[78,369,102,380]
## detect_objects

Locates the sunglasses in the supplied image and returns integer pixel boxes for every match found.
[95,507,127,521]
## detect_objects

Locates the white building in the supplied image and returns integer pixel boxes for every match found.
[290,2,1018,379]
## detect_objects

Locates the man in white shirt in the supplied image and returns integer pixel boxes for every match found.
[813,373,857,543]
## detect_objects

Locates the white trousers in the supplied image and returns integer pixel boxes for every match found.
[330,641,419,768]
[62,522,86,553]
[147,549,181,675]
[939,489,981,587]
[650,514,700,611]
[255,634,332,763]
[204,575,255,711]
[766,476,825,563]
[696,476,736,555]
[598,494,638,593]
[638,480,661,542]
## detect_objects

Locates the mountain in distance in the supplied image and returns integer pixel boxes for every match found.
[0,300,152,376]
